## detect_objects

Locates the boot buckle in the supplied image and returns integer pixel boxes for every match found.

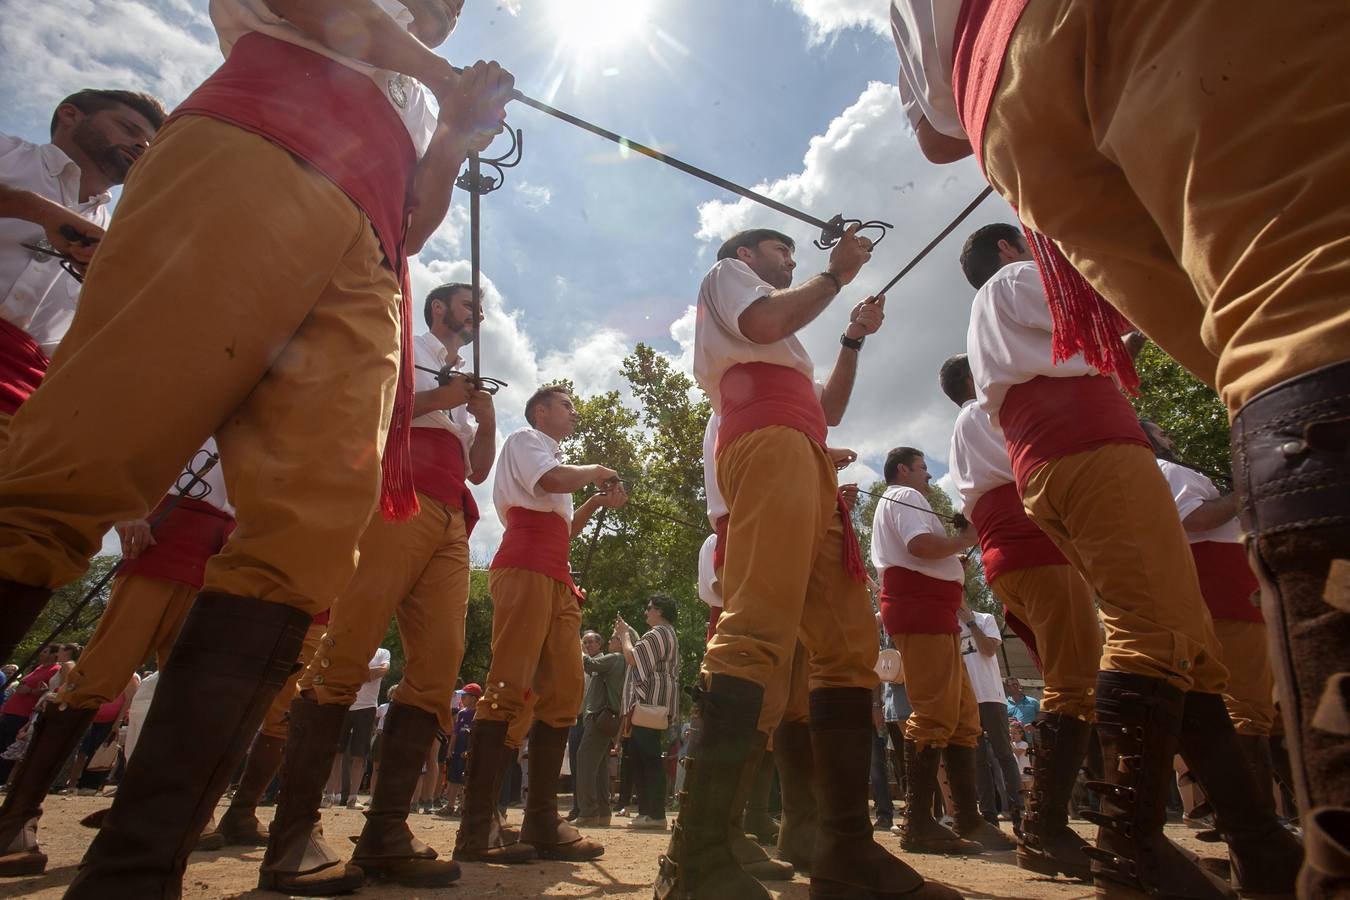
[1083,845,1139,878]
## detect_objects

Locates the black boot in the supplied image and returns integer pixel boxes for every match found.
[1178,692,1302,897]
[1085,671,1234,899]
[220,732,285,847]
[654,673,769,900]
[453,719,536,863]
[899,740,980,855]
[943,744,1015,851]
[741,751,780,845]
[773,720,817,872]
[0,580,50,664]
[257,697,363,895]
[1016,713,1092,881]
[351,703,460,885]
[0,705,95,876]
[519,722,605,860]
[808,688,959,899]
[729,733,793,880]
[65,593,311,899]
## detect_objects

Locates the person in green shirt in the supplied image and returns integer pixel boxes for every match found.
[575,631,627,826]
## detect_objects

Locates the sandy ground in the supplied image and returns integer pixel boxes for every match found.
[0,795,1223,899]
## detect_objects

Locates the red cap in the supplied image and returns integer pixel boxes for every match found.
[462,683,483,697]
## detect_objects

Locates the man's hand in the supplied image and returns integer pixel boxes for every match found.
[427,375,473,411]
[466,386,494,422]
[598,481,628,509]
[956,606,974,625]
[956,521,978,546]
[839,482,859,511]
[590,465,620,488]
[430,60,515,154]
[827,447,858,470]
[825,223,873,287]
[845,294,886,339]
[43,210,103,267]
[115,519,155,560]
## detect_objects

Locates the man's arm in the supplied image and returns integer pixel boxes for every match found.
[736,226,872,344]
[915,115,973,164]
[368,662,390,683]
[958,609,1001,658]
[820,294,886,425]
[1182,493,1238,533]
[0,183,104,263]
[570,483,627,538]
[263,1,455,88]
[907,525,977,559]
[465,390,496,485]
[537,463,618,495]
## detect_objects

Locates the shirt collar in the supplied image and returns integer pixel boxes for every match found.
[39,143,111,207]
[415,330,459,368]
[532,427,561,456]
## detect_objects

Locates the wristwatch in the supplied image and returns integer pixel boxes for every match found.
[840,333,864,351]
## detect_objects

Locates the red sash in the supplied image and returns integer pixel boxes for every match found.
[118,496,235,590]
[1190,541,1263,623]
[312,610,330,627]
[408,428,480,536]
[490,507,583,602]
[172,33,419,520]
[712,513,729,572]
[717,363,827,450]
[1000,375,1149,491]
[970,482,1065,584]
[0,318,49,416]
[1001,607,1043,674]
[878,566,964,635]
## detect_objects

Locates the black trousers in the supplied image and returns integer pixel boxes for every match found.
[629,725,666,819]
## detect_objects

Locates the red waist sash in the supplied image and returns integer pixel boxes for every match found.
[119,496,236,590]
[409,428,479,536]
[1001,607,1043,674]
[717,363,826,450]
[879,566,964,635]
[712,513,729,572]
[1000,375,1149,491]
[970,482,1065,584]
[172,33,418,520]
[490,507,583,602]
[1190,541,1262,623]
[0,318,49,416]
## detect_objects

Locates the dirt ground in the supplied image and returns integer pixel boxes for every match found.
[0,795,1223,899]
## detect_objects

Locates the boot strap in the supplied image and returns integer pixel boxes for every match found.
[1083,844,1139,879]
[1081,808,1136,838]
[1083,780,1137,804]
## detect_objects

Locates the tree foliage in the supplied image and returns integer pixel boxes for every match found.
[1131,342,1232,481]
[10,556,121,670]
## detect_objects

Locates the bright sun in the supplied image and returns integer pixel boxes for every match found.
[547,0,656,56]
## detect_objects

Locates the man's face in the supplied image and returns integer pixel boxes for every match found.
[740,239,796,290]
[897,456,931,492]
[438,288,480,341]
[405,0,464,47]
[68,104,157,185]
[464,693,478,708]
[1006,678,1022,698]
[535,393,579,439]
[1144,421,1177,457]
[38,646,55,665]
[582,634,602,656]
[999,236,1034,267]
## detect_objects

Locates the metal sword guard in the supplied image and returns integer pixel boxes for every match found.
[413,364,508,395]
[813,214,894,251]
[454,125,524,196]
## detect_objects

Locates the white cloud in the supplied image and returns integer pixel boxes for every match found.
[513,180,553,210]
[778,0,890,41]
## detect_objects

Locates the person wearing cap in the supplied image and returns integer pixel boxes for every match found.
[440,684,481,819]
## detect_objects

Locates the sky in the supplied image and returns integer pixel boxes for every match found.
[0,0,1016,560]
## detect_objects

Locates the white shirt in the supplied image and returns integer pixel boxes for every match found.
[870,485,965,583]
[1157,459,1243,545]
[693,259,815,411]
[209,0,437,157]
[702,414,727,525]
[968,260,1103,426]
[351,647,391,711]
[492,427,572,526]
[890,1,966,140]
[948,399,1014,513]
[959,610,1005,703]
[0,133,111,356]
[410,330,476,474]
[188,436,234,516]
[697,533,721,609]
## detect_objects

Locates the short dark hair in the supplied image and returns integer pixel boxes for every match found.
[60,642,83,660]
[938,354,973,406]
[959,222,1024,289]
[51,89,166,138]
[647,594,678,624]
[883,447,924,484]
[424,282,473,329]
[717,229,796,262]
[525,385,570,428]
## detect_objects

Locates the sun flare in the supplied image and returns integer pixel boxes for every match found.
[546,0,656,56]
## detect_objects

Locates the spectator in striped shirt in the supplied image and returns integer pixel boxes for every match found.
[617,595,680,831]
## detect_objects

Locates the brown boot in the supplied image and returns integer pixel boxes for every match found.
[453,719,536,863]
[773,720,817,873]
[1016,713,1092,881]
[519,721,603,860]
[0,705,95,876]
[1085,671,1234,899]
[944,744,1015,851]
[741,750,780,845]
[809,688,960,899]
[728,734,793,881]
[66,592,312,900]
[900,740,981,855]
[220,733,285,847]
[258,696,364,895]
[351,703,460,885]
[1178,692,1303,897]
[0,580,51,664]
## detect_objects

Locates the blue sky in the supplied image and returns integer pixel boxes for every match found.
[0,0,1012,559]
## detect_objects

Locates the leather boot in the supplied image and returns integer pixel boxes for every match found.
[0,580,50,664]
[1231,361,1350,900]
[900,740,980,855]
[0,705,95,876]
[453,719,536,863]
[654,673,769,900]
[944,744,1015,851]
[220,733,285,847]
[66,592,311,899]
[808,688,960,899]
[351,703,460,885]
[257,697,363,895]
[1266,734,1297,814]
[773,720,818,872]
[1016,713,1092,881]
[742,751,780,845]
[729,733,793,880]
[519,721,604,860]
[1178,692,1302,897]
[1084,671,1233,899]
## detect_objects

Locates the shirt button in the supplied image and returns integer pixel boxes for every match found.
[321,659,330,668]
[313,675,325,685]
[491,703,498,709]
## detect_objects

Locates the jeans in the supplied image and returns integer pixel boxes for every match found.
[870,728,894,821]
[576,710,620,818]
[975,701,1023,817]
[629,725,666,820]
[566,720,585,814]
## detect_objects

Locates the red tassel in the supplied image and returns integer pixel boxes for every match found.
[378,268,420,521]
[1022,227,1139,395]
[837,493,867,584]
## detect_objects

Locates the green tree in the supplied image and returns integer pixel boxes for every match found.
[11,556,121,670]
[1131,342,1232,481]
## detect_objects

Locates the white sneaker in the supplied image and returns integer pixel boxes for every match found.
[630,815,667,830]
